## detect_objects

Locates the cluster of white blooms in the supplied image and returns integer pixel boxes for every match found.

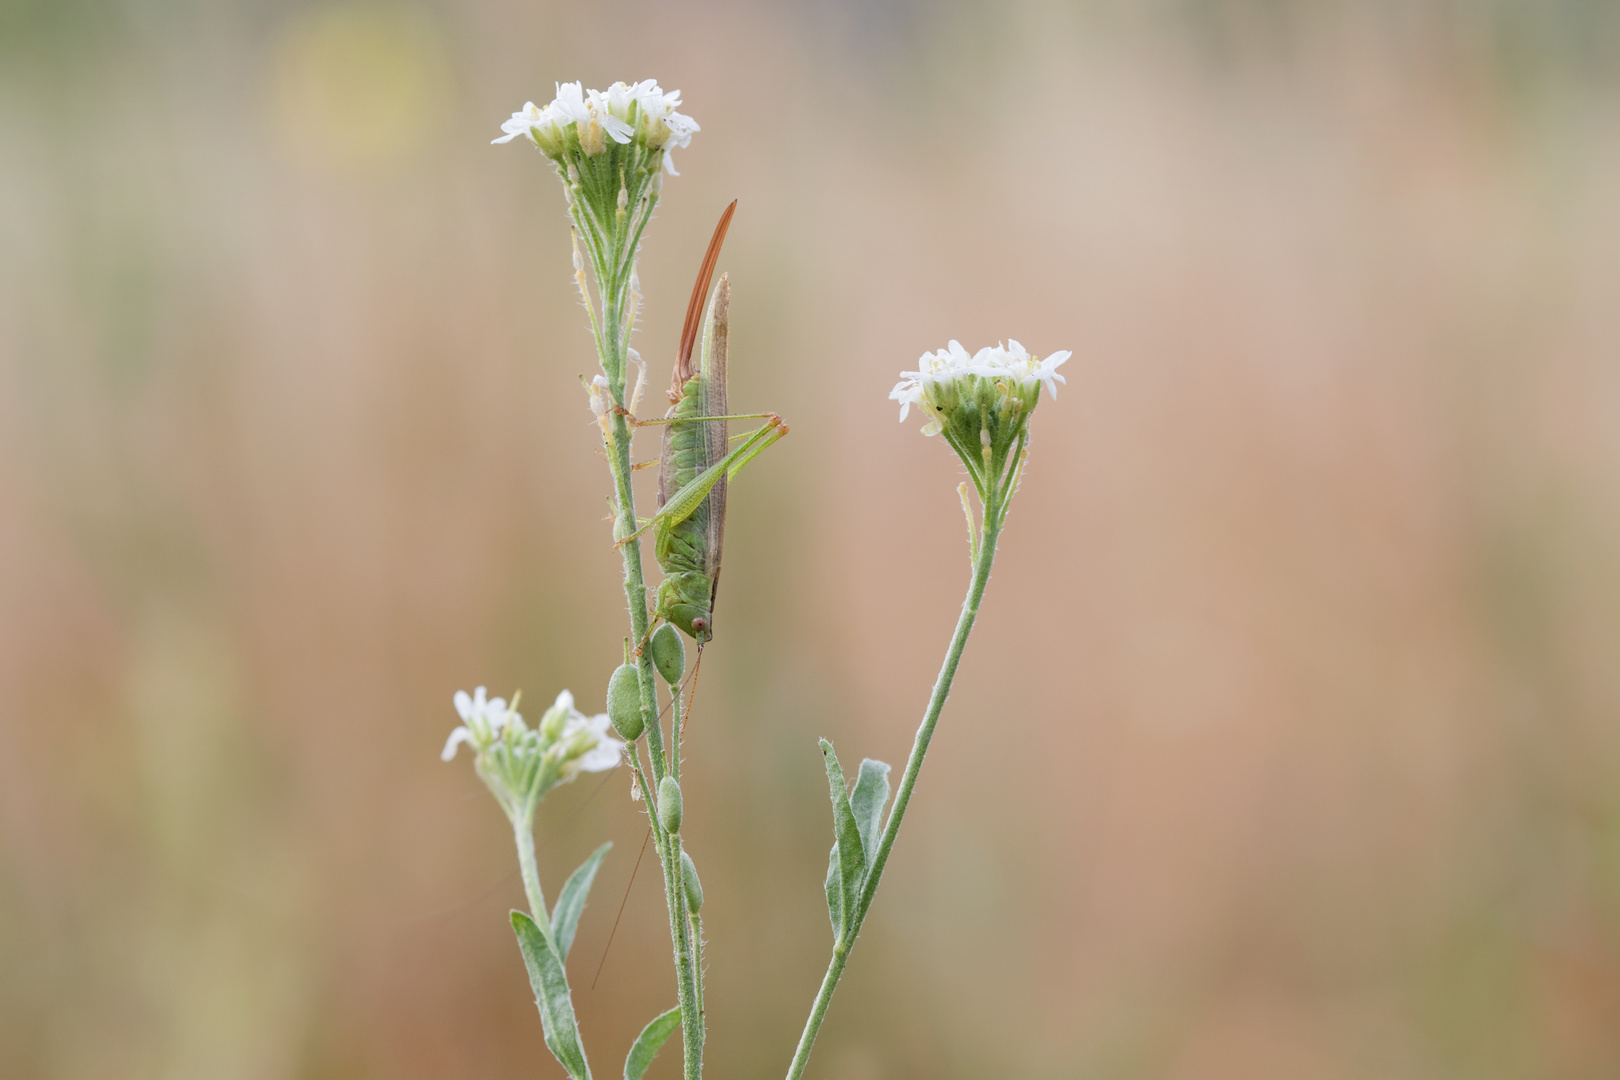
[890,339,1070,425]
[443,686,621,779]
[493,80,699,173]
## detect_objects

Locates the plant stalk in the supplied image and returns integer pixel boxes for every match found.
[513,806,548,927]
[784,491,1007,1080]
[601,253,705,1080]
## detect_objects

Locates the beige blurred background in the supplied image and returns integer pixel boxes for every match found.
[3,1,1620,1077]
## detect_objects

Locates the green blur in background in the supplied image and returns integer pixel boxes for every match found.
[3,0,1620,1077]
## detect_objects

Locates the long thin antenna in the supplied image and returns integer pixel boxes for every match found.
[536,767,618,855]
[400,767,618,925]
[680,643,705,742]
[593,825,652,990]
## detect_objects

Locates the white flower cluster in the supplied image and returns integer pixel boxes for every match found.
[493,80,699,173]
[890,339,1070,423]
[443,687,621,775]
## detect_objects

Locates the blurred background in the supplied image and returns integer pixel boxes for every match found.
[3,0,1620,1077]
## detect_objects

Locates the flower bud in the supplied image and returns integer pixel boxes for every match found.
[658,776,683,834]
[649,624,686,685]
[679,850,704,914]
[539,691,573,740]
[606,663,644,740]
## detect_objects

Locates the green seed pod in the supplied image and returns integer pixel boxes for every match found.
[649,624,687,686]
[606,664,643,741]
[679,850,704,914]
[658,776,683,834]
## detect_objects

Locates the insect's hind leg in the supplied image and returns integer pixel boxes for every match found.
[630,411,784,427]
[614,416,789,548]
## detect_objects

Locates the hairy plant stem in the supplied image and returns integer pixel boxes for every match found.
[628,729,704,1078]
[512,805,547,928]
[601,255,704,1080]
[784,489,1008,1080]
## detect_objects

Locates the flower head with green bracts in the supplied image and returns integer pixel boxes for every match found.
[494,80,698,388]
[890,339,1070,503]
[890,339,1068,429]
[493,80,698,173]
[443,686,622,818]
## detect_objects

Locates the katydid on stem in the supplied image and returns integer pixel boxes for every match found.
[618,201,789,644]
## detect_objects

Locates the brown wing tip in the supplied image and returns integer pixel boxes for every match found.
[712,273,729,323]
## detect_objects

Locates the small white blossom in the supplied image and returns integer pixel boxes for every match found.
[996,339,1070,399]
[567,712,625,775]
[538,689,623,777]
[492,101,548,146]
[442,686,518,761]
[889,339,978,422]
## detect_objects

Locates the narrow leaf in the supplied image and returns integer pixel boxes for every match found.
[552,841,612,962]
[511,910,591,1080]
[623,1006,682,1080]
[850,759,891,873]
[819,739,865,940]
[824,843,842,939]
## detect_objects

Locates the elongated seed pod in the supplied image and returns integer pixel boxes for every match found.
[679,850,704,914]
[658,776,683,834]
[606,664,643,740]
[649,624,686,685]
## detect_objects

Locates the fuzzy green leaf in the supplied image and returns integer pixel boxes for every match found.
[552,841,612,963]
[850,759,891,873]
[820,739,866,941]
[623,1006,681,1080]
[824,843,842,939]
[511,910,591,1080]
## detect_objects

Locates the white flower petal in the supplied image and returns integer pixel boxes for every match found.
[576,738,623,772]
[441,726,473,761]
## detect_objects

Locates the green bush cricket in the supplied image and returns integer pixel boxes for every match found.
[619,200,789,644]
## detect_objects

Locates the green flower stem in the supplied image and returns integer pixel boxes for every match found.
[607,406,671,786]
[691,911,706,1039]
[512,806,548,929]
[784,491,1008,1080]
[598,256,704,1080]
[670,680,683,784]
[629,745,704,1079]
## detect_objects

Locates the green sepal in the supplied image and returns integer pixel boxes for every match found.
[551,841,612,963]
[850,759,891,873]
[623,1006,681,1080]
[819,739,866,942]
[511,910,592,1080]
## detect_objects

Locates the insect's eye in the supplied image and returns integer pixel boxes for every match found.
[693,618,708,634]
